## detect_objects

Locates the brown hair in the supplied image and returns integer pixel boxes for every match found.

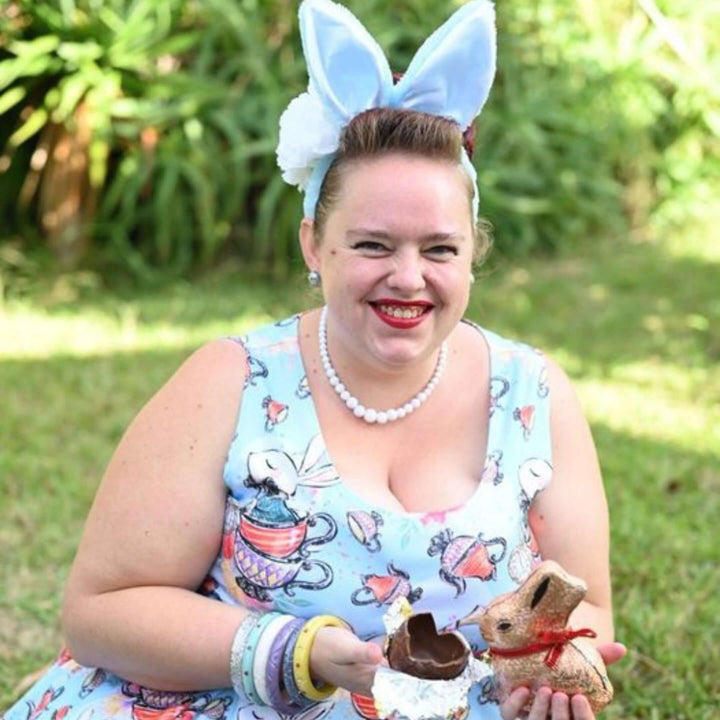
[313,107,491,261]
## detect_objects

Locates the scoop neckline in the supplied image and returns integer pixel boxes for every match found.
[295,312,499,522]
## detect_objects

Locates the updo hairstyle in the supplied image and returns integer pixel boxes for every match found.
[313,107,491,261]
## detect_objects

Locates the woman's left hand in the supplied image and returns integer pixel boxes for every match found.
[499,642,627,720]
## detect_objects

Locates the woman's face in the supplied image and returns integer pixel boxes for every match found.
[301,153,475,372]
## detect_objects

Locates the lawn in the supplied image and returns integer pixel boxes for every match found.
[1,229,718,718]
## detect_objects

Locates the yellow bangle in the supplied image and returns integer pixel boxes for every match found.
[292,615,348,701]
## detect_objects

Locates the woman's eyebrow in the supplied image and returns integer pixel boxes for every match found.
[345,228,464,242]
[346,228,393,240]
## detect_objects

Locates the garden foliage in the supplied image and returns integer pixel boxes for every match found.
[0,0,718,279]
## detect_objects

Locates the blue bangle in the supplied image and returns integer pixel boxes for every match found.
[281,621,317,709]
[241,612,284,703]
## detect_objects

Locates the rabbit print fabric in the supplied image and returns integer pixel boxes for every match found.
[4,314,552,720]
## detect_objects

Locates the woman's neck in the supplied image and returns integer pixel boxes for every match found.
[310,308,450,413]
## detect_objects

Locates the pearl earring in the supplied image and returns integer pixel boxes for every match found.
[470,273,476,284]
[307,270,322,287]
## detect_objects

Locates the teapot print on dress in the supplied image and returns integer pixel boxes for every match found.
[478,560,613,714]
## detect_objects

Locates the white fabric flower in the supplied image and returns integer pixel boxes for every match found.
[276,88,342,190]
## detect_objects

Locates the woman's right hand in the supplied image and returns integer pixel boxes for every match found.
[309,625,385,697]
[499,642,627,720]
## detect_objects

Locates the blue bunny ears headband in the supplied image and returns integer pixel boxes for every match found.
[276,0,497,220]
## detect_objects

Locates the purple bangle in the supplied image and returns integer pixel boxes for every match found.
[282,621,317,709]
[266,616,306,714]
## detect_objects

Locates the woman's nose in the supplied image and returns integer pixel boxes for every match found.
[387,251,426,292]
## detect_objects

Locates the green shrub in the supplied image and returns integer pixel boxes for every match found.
[0,0,717,281]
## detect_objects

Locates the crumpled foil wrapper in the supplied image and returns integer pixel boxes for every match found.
[382,596,414,637]
[373,598,493,720]
[372,657,492,720]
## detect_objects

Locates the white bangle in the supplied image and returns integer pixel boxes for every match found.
[230,612,261,697]
[252,613,296,705]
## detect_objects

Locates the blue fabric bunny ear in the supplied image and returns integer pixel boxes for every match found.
[392,0,496,129]
[299,0,394,125]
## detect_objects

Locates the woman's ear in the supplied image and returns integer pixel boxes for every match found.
[299,217,321,272]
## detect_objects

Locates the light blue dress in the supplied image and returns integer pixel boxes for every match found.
[3,314,552,720]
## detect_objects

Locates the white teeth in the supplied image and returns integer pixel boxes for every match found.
[377,304,425,319]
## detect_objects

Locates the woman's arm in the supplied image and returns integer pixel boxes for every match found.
[529,357,614,642]
[61,339,249,691]
[498,358,625,720]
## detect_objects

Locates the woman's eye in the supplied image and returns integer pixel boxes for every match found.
[352,241,389,252]
[426,245,458,256]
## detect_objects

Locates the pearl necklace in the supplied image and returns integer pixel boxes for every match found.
[318,306,448,424]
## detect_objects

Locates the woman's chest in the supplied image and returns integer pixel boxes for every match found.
[317,380,490,514]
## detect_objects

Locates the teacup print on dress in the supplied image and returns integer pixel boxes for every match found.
[221,436,340,603]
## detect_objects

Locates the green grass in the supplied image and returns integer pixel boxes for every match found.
[1,231,719,718]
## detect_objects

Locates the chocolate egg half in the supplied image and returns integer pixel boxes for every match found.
[387,613,470,680]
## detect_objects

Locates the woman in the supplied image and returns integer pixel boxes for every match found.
[3,2,624,720]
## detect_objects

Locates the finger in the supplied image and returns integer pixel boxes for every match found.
[363,641,384,665]
[597,642,627,666]
[550,692,569,720]
[528,686,552,720]
[500,686,531,720]
[570,694,594,720]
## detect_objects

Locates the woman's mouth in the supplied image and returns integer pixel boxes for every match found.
[370,300,432,328]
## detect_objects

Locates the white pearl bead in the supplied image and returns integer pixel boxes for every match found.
[418,391,428,402]
[397,407,406,418]
[364,409,377,423]
[340,390,350,401]
[411,398,421,409]
[376,412,388,424]
[353,404,365,417]
[403,403,414,414]
[346,396,358,410]
[330,376,339,387]
[387,409,398,421]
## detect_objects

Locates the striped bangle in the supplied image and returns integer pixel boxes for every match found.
[253,614,295,705]
[282,621,317,709]
[266,616,306,714]
[241,612,284,703]
[292,615,348,702]
[229,612,262,698]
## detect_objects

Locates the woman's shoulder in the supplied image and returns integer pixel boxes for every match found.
[224,313,303,354]
[460,318,548,371]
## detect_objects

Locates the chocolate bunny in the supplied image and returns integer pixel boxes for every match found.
[478,560,613,713]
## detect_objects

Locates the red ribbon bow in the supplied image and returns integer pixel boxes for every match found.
[488,627,597,668]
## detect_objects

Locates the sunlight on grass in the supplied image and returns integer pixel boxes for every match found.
[578,376,720,455]
[659,218,720,263]
[0,305,278,359]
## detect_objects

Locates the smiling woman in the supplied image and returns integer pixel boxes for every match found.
[3,2,624,720]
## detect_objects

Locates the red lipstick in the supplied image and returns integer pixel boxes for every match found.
[370,299,433,329]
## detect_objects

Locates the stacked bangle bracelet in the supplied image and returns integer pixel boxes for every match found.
[230,612,261,698]
[241,612,286,703]
[230,611,349,711]
[292,615,349,701]
[253,614,296,705]
[281,621,317,709]
[266,617,307,714]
